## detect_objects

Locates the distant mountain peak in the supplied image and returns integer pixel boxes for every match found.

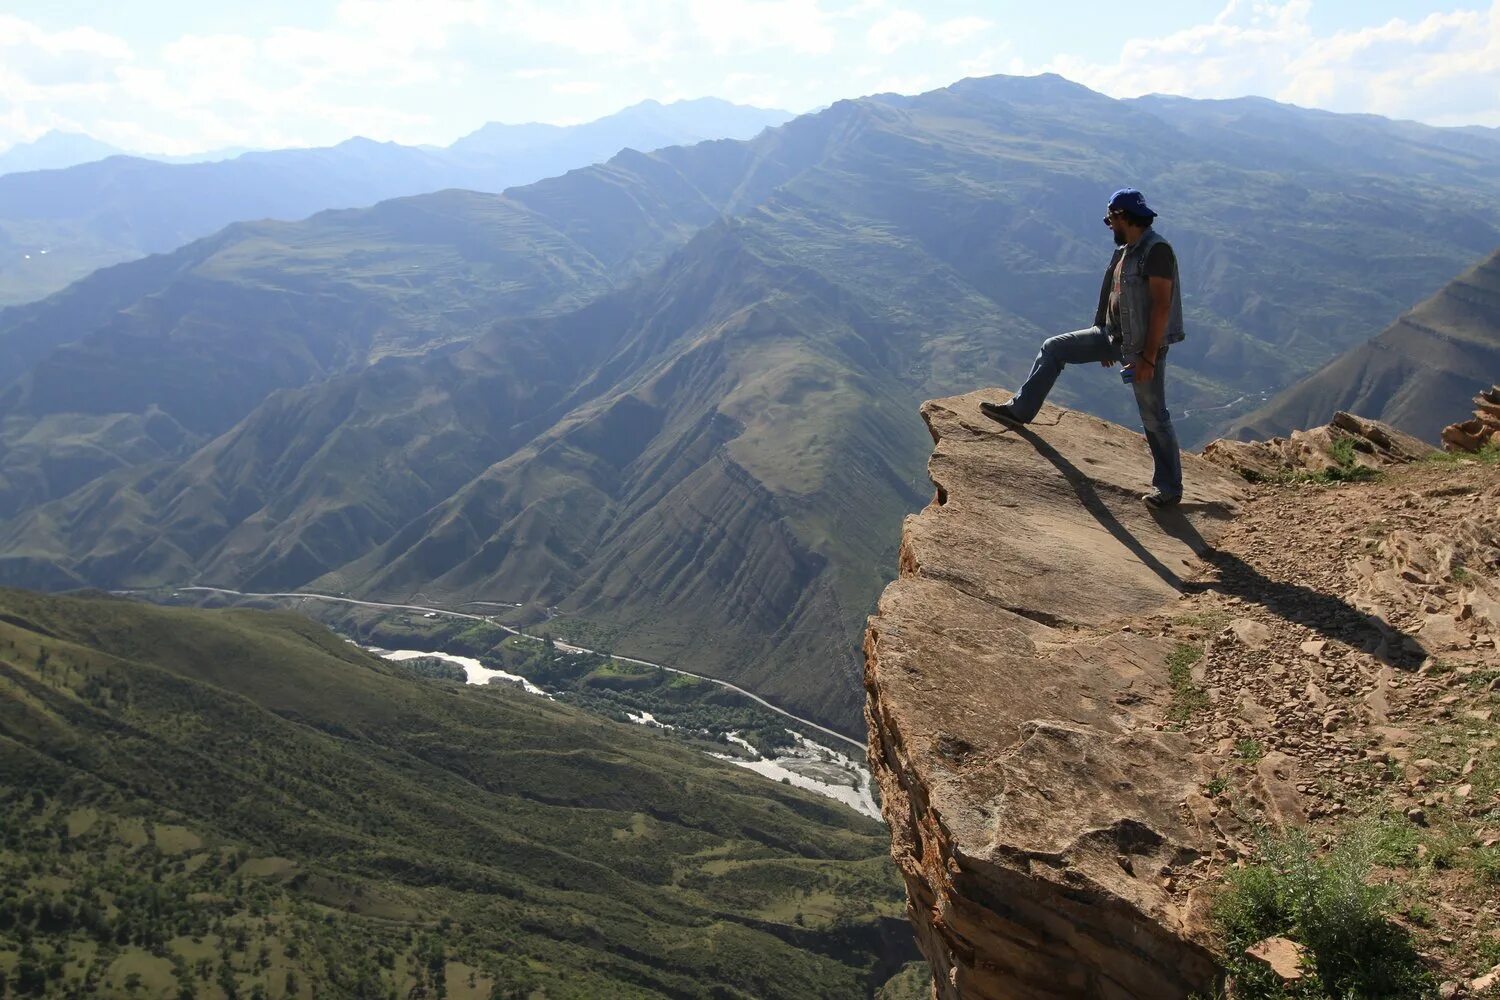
[0,130,123,176]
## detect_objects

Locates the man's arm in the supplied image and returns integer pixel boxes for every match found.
[1142,275,1172,365]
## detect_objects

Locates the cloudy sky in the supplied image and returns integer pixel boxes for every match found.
[2,0,1497,154]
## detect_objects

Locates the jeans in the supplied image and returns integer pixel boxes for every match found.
[1008,326,1183,497]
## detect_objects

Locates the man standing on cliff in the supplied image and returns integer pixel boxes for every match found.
[981,189,1185,508]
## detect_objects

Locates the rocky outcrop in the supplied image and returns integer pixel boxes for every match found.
[1201,410,1434,481]
[1442,385,1500,453]
[864,392,1248,999]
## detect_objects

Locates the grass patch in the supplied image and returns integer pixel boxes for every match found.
[1167,643,1208,722]
[1426,442,1500,466]
[1214,828,1433,999]
[1236,738,1266,762]
[1178,609,1232,632]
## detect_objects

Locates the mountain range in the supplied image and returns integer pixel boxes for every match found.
[1227,247,1500,444]
[0,131,256,176]
[0,98,792,305]
[0,587,909,997]
[2,74,1498,736]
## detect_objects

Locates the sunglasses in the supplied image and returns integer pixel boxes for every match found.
[1102,209,1125,225]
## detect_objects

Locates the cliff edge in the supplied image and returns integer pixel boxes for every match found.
[864,392,1247,999]
[869,391,1500,998]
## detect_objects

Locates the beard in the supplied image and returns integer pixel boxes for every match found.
[1112,228,1127,246]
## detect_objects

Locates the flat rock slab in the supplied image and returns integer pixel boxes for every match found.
[866,391,1248,1000]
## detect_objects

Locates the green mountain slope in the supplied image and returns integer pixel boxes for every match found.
[0,121,815,521]
[1226,247,1500,443]
[3,74,1500,735]
[0,587,908,998]
[0,98,791,307]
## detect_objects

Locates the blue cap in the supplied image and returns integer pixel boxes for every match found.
[1108,188,1157,219]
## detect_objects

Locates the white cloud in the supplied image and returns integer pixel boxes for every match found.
[1041,0,1500,127]
[867,10,927,55]
[1,1,1496,155]
[931,15,992,47]
[689,0,838,55]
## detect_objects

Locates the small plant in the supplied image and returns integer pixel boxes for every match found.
[1167,643,1209,722]
[1316,436,1382,483]
[1478,933,1500,968]
[1328,436,1359,468]
[1206,774,1229,797]
[1451,565,1472,585]
[1213,827,1433,999]
[1235,738,1265,762]
[1368,814,1420,867]
[1471,846,1500,886]
[1402,900,1433,927]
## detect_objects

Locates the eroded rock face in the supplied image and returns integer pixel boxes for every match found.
[865,392,1247,999]
[1442,385,1500,454]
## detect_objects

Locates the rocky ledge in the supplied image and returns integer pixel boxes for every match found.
[864,392,1246,999]
[868,392,1500,998]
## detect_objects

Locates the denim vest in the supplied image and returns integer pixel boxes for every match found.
[1098,228,1186,359]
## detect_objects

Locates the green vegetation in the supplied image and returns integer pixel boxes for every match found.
[1236,739,1266,763]
[1244,436,1383,487]
[1425,442,1500,466]
[351,614,814,758]
[1213,828,1432,999]
[1177,610,1232,632]
[0,589,911,999]
[1166,642,1209,723]
[389,655,467,682]
[874,962,933,999]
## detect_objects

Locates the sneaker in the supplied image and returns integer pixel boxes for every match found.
[979,401,1026,426]
[1142,489,1182,509]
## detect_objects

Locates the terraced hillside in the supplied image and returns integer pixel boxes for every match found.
[1229,247,1500,444]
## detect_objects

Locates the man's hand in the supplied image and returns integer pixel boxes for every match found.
[1132,354,1157,383]
[1100,358,1116,368]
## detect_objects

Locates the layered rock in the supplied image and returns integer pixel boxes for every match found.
[865,392,1247,999]
[1201,410,1435,481]
[1442,384,1500,453]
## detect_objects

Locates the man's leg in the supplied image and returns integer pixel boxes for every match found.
[1132,346,1183,499]
[1006,327,1116,422]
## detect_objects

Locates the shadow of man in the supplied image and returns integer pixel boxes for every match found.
[1003,423,1427,668]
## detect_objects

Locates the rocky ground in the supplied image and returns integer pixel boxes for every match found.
[1140,448,1500,995]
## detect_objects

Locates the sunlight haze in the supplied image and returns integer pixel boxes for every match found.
[2,0,1496,155]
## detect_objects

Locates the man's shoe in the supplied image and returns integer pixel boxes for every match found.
[1142,489,1182,509]
[980,401,1026,426]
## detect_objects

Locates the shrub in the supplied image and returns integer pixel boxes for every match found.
[1213,828,1432,999]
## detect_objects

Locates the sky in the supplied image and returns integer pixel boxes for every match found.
[1,0,1497,154]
